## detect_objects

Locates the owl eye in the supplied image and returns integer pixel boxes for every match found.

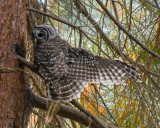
[38,32,44,37]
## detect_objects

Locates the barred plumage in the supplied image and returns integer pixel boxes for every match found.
[32,24,140,102]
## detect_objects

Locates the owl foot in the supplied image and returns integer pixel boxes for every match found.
[45,101,61,125]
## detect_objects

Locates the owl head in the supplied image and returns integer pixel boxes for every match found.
[32,24,57,46]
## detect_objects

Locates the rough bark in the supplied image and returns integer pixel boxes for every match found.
[0,0,31,127]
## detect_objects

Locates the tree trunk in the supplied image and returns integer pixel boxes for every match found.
[0,0,30,127]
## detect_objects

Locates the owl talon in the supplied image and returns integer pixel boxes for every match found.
[45,101,61,124]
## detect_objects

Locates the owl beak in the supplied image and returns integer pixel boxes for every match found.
[34,39,37,45]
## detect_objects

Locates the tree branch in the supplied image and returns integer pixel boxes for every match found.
[27,88,103,128]
[26,7,80,30]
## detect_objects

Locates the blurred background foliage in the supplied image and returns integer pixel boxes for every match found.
[26,0,160,127]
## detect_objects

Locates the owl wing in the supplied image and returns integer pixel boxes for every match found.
[65,48,140,85]
[35,42,68,79]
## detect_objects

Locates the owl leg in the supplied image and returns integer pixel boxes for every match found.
[45,100,61,124]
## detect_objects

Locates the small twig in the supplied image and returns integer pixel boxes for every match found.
[92,84,119,127]
[70,99,116,128]
[95,0,160,60]
[70,119,77,128]
[54,115,63,128]
[30,75,46,97]
[78,30,82,48]
[42,0,47,23]
[0,67,17,73]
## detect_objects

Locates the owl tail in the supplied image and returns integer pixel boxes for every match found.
[48,79,87,102]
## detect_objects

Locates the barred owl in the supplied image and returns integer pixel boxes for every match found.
[32,25,139,102]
